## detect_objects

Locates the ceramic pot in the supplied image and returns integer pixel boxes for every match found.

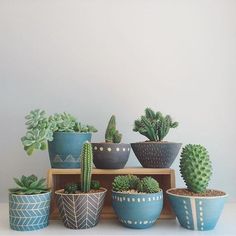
[55,188,107,229]
[92,143,130,169]
[48,132,92,168]
[9,192,51,231]
[166,188,228,231]
[131,142,182,168]
[112,190,163,229]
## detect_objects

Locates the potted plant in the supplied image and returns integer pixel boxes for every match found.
[112,174,163,229]
[55,142,107,229]
[9,175,51,231]
[92,115,131,169]
[166,144,228,231]
[131,107,182,168]
[21,109,97,168]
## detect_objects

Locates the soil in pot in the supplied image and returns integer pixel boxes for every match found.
[168,189,226,197]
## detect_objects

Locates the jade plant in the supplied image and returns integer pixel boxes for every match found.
[21,109,97,155]
[112,175,160,193]
[9,175,49,195]
[105,115,122,143]
[180,144,212,193]
[133,107,178,141]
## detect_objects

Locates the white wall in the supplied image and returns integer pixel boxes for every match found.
[0,0,235,202]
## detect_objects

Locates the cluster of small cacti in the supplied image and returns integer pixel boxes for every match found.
[64,180,100,194]
[112,175,160,193]
[105,115,122,143]
[133,108,178,141]
[9,175,49,195]
[180,144,212,193]
[21,109,97,155]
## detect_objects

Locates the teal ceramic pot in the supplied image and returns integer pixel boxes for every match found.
[9,192,51,231]
[48,132,92,168]
[112,190,163,229]
[131,142,182,168]
[92,143,131,169]
[166,188,228,231]
[55,188,107,229]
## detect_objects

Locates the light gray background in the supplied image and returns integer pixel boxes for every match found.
[0,0,235,202]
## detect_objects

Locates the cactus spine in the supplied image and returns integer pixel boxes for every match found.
[105,115,122,143]
[80,142,93,193]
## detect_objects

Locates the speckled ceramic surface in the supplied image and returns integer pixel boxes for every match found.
[131,142,182,168]
[166,188,228,231]
[112,190,163,229]
[92,143,130,169]
[9,192,51,231]
[55,188,107,229]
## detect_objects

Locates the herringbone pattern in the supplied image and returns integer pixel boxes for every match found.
[56,190,106,229]
[9,192,51,231]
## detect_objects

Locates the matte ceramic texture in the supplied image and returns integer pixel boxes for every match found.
[92,143,130,169]
[55,188,107,229]
[48,132,92,169]
[112,190,163,229]
[131,142,182,168]
[166,188,228,231]
[9,192,51,231]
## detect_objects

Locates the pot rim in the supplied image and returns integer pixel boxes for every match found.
[53,131,92,135]
[166,188,228,199]
[112,189,163,196]
[55,187,107,196]
[131,141,182,145]
[9,191,51,197]
[92,142,130,146]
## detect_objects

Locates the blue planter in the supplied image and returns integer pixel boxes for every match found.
[48,132,92,168]
[9,192,51,231]
[166,188,228,231]
[112,190,163,229]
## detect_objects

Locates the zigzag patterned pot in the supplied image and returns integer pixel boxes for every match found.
[112,190,163,229]
[166,188,228,231]
[55,188,107,229]
[9,192,51,231]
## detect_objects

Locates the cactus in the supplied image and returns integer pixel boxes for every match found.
[64,183,80,194]
[133,108,178,141]
[9,175,49,195]
[105,115,122,143]
[127,175,140,189]
[80,142,93,193]
[180,144,212,193]
[112,176,130,192]
[137,177,160,193]
[91,180,101,190]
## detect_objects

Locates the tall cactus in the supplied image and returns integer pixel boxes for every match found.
[105,115,122,143]
[80,142,93,193]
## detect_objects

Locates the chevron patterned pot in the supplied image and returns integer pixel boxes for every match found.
[48,132,92,169]
[55,188,107,229]
[9,192,51,231]
[166,188,228,231]
[112,190,163,229]
[131,142,182,168]
[92,143,131,169]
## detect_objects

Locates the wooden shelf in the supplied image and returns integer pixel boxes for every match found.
[47,168,176,220]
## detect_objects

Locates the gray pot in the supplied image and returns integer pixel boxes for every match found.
[92,143,130,169]
[55,188,107,229]
[131,142,182,168]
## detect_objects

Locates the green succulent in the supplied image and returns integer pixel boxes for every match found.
[133,108,178,141]
[137,177,160,193]
[112,175,130,192]
[25,109,48,130]
[127,175,140,189]
[76,123,98,133]
[105,115,122,143]
[64,183,80,194]
[180,144,212,193]
[91,180,101,190]
[9,175,49,195]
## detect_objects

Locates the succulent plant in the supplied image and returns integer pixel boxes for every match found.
[133,108,178,141]
[91,180,101,190]
[80,142,93,193]
[9,175,49,195]
[137,177,160,193]
[180,144,212,193]
[112,175,130,192]
[22,109,97,155]
[127,175,140,189]
[64,183,80,194]
[105,115,122,143]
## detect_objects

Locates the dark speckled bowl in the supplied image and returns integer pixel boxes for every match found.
[131,142,182,168]
[92,143,131,169]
